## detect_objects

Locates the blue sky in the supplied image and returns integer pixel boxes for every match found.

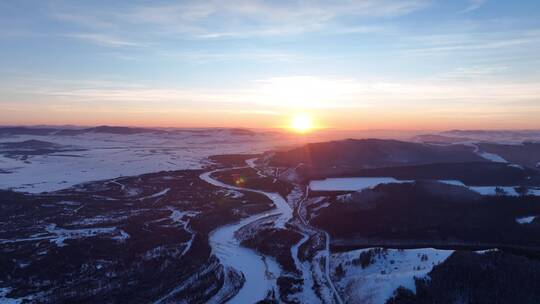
[1,0,540,129]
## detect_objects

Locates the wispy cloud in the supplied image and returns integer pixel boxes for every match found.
[435,65,509,80]
[65,33,142,48]
[460,0,488,13]
[401,29,540,56]
[51,0,428,44]
[5,75,540,110]
[158,50,299,63]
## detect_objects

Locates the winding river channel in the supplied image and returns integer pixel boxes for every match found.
[200,164,293,303]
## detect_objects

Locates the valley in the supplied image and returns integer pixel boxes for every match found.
[3,128,540,303]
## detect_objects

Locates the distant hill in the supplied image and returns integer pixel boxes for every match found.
[0,125,164,136]
[478,142,540,169]
[312,180,540,244]
[0,139,85,158]
[169,128,259,137]
[0,127,59,136]
[412,134,472,144]
[441,130,540,143]
[321,162,540,186]
[0,126,259,137]
[53,126,161,135]
[229,128,257,136]
[269,139,487,178]
[0,139,61,149]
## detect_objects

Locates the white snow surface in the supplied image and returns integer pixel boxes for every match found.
[475,249,499,254]
[68,215,128,226]
[516,216,537,224]
[208,214,282,303]
[0,288,22,304]
[462,142,508,163]
[309,177,412,192]
[0,130,282,193]
[137,188,170,201]
[290,232,321,303]
[166,207,199,256]
[439,180,540,196]
[45,224,130,246]
[476,151,508,163]
[331,248,454,304]
[0,224,129,246]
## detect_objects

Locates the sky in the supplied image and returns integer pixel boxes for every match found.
[1,0,540,130]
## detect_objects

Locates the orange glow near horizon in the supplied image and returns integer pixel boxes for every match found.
[290,114,314,133]
[1,103,540,131]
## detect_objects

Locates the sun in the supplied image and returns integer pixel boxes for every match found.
[290,114,313,133]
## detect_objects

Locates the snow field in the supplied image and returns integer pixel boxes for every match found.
[330,248,454,304]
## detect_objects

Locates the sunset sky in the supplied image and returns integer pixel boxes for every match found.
[1,0,540,130]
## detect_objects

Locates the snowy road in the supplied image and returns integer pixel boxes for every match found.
[297,186,344,304]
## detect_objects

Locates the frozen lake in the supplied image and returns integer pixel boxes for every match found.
[309,177,540,196]
[309,177,411,192]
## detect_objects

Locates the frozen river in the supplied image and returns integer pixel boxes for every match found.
[200,162,292,303]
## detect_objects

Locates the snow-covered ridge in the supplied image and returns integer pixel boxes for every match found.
[330,248,454,304]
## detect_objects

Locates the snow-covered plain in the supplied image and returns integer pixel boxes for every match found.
[309,177,412,192]
[330,248,454,304]
[0,130,283,193]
